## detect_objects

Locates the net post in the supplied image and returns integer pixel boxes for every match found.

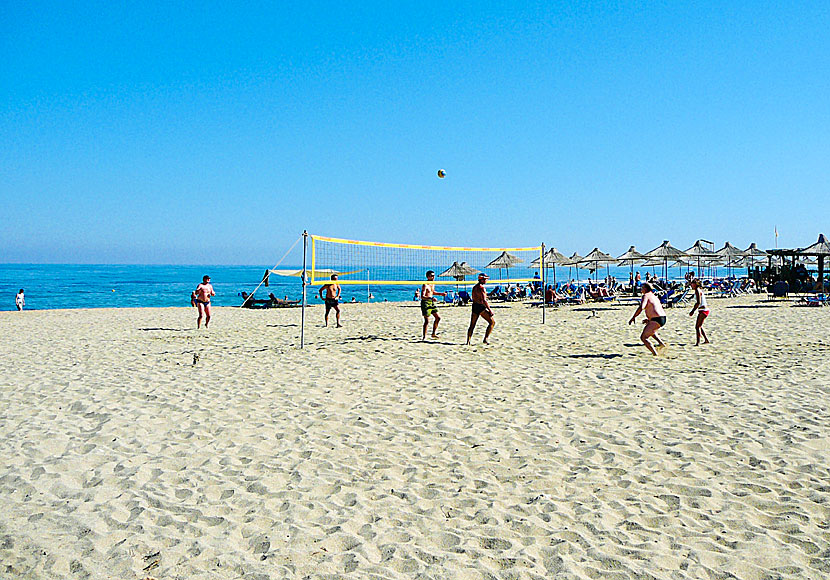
[300,230,308,349]
[541,243,546,325]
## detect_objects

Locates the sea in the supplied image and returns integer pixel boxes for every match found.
[0,263,660,311]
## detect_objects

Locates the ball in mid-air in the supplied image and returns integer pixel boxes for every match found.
[437,169,446,178]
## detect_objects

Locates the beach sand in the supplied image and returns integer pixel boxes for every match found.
[1,295,829,579]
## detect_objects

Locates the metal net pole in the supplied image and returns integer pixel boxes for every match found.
[300,230,308,349]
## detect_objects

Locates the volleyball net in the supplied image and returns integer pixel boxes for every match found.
[309,235,544,287]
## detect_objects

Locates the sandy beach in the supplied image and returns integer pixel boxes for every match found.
[1,295,829,579]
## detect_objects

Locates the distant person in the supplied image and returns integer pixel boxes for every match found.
[420,270,446,340]
[15,289,25,311]
[318,274,342,327]
[466,274,495,345]
[628,282,667,356]
[413,288,420,301]
[689,278,710,346]
[192,275,215,329]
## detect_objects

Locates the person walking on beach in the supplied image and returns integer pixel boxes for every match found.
[689,278,710,346]
[319,274,342,327]
[420,270,446,340]
[466,273,495,345]
[15,289,25,311]
[628,282,667,356]
[192,275,215,329]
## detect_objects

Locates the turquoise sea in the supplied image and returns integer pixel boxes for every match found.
[0,263,662,311]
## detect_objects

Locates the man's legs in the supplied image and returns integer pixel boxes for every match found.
[204,304,211,328]
[640,320,661,355]
[196,303,204,329]
[466,313,479,345]
[480,311,495,344]
[334,304,342,327]
[422,315,430,340]
[324,303,331,326]
[431,312,440,338]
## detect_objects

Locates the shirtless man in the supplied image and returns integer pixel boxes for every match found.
[193,275,215,329]
[466,273,495,345]
[628,282,666,356]
[420,270,446,340]
[318,274,342,327]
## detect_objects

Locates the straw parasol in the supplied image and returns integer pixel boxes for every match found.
[743,243,768,277]
[531,247,569,286]
[716,242,747,278]
[798,233,830,291]
[640,257,664,278]
[645,240,688,280]
[439,261,480,292]
[617,246,646,281]
[563,252,585,283]
[685,241,718,278]
[439,261,479,280]
[580,248,617,284]
[486,251,523,281]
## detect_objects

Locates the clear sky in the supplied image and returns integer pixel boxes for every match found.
[2,2,829,264]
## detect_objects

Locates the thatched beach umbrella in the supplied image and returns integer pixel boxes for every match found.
[580,248,617,284]
[486,251,523,281]
[702,255,725,279]
[645,240,688,280]
[563,252,584,283]
[742,243,768,277]
[531,247,568,286]
[716,242,747,278]
[685,241,718,278]
[617,246,646,281]
[640,257,664,278]
[439,261,480,291]
[798,233,830,291]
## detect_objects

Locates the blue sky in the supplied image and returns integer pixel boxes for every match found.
[2,2,829,264]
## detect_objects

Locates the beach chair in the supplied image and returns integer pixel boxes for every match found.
[796,294,827,307]
[457,290,471,304]
[665,287,690,307]
[712,280,738,298]
[443,291,455,304]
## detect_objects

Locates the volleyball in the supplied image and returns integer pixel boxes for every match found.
[437,169,446,178]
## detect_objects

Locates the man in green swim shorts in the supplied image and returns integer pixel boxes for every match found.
[421,270,447,340]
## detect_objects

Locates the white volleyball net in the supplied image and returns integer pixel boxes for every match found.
[309,235,544,287]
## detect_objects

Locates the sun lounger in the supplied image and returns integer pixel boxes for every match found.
[796,294,828,307]
[665,287,690,307]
